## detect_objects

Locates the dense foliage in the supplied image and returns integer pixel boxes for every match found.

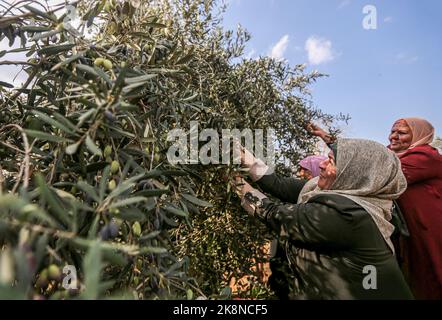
[0,0,346,299]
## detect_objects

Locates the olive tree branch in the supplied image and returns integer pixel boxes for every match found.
[0,124,31,192]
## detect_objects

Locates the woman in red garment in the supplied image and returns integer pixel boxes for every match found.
[388,117,442,300]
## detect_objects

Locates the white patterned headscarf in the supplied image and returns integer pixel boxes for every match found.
[298,138,407,252]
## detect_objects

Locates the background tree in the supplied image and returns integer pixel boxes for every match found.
[0,0,346,299]
[431,136,441,153]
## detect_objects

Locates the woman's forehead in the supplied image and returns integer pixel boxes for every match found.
[393,119,409,128]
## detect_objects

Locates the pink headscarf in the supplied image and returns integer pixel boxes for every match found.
[299,155,327,178]
[399,117,435,149]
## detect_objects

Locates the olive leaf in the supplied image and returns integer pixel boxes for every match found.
[182,193,213,207]
[85,135,102,157]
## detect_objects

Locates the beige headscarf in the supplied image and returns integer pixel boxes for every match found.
[298,138,407,252]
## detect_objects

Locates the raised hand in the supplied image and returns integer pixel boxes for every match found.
[305,122,336,145]
[306,122,326,137]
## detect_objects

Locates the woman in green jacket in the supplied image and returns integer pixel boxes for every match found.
[235,138,413,299]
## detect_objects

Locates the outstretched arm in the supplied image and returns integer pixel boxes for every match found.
[238,143,306,203]
[256,173,306,203]
[234,180,350,250]
[305,122,336,146]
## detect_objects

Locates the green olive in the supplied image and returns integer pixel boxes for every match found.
[102,59,113,70]
[132,221,142,237]
[109,207,120,215]
[111,160,120,174]
[103,145,112,158]
[36,269,49,288]
[48,264,61,281]
[108,179,117,191]
[94,57,104,66]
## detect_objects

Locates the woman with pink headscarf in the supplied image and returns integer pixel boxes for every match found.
[297,155,327,180]
[388,117,442,300]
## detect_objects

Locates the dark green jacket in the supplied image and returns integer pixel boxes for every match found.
[255,173,413,300]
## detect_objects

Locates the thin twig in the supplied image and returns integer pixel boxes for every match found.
[0,0,44,18]
[48,147,59,184]
[0,123,31,191]
[0,140,25,154]
[12,158,25,193]
[1,0,81,19]
[0,165,4,194]
[0,12,32,28]
[4,67,39,113]
[0,60,38,66]
[3,217,76,239]
[46,245,63,263]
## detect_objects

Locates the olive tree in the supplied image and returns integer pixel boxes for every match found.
[0,0,346,299]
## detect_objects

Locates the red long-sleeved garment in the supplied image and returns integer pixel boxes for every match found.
[396,145,442,300]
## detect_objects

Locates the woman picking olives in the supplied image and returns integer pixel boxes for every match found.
[234,138,413,299]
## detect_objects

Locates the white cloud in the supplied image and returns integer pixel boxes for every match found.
[396,52,418,64]
[269,34,289,61]
[338,0,351,9]
[384,16,393,23]
[245,49,256,60]
[304,36,335,65]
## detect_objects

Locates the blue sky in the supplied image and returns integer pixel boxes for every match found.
[1,1,440,145]
[222,0,442,145]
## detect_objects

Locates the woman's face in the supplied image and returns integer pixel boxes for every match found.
[297,167,313,180]
[389,120,413,153]
[318,151,337,190]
